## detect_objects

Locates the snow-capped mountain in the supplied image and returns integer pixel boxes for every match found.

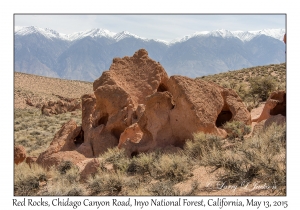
[172,29,285,43]
[15,26,65,40]
[63,28,117,41]
[15,26,152,43]
[113,31,145,42]
[15,26,285,44]
[14,26,286,81]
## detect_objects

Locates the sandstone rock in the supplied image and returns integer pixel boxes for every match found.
[86,49,169,156]
[41,99,81,116]
[118,92,175,155]
[251,90,286,123]
[14,145,26,165]
[119,76,251,156]
[251,114,286,136]
[36,119,85,168]
[167,76,250,140]
[37,49,169,167]
[249,91,286,136]
[78,158,100,181]
[250,103,265,121]
[93,48,169,107]
[38,49,252,173]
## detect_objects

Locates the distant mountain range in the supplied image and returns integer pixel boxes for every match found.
[14,26,286,81]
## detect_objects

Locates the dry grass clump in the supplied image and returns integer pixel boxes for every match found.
[14,163,48,196]
[127,152,156,175]
[41,161,87,196]
[152,153,192,182]
[223,121,251,140]
[14,108,81,156]
[241,123,286,190]
[88,171,125,196]
[87,147,193,195]
[149,180,180,196]
[184,133,223,161]
[185,122,286,195]
[100,147,131,172]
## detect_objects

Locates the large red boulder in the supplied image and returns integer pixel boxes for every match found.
[118,76,251,156]
[37,49,251,176]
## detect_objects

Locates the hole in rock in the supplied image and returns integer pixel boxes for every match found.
[111,127,124,140]
[270,93,286,116]
[74,129,84,146]
[216,110,232,127]
[131,151,139,157]
[157,83,168,92]
[132,112,138,120]
[97,113,109,126]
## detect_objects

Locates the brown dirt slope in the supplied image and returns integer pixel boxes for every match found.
[14,72,93,109]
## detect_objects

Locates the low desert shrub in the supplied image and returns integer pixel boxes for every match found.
[184,132,223,160]
[42,181,86,196]
[196,123,286,192]
[127,152,156,176]
[223,121,251,140]
[149,181,180,196]
[152,153,192,182]
[241,123,286,188]
[14,163,47,196]
[88,172,124,195]
[57,161,73,175]
[100,148,130,173]
[249,76,276,101]
[42,163,83,196]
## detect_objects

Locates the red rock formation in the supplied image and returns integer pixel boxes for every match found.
[14,145,26,165]
[41,99,81,116]
[93,49,169,107]
[37,49,251,177]
[118,76,251,156]
[36,119,85,168]
[250,90,286,135]
[251,90,286,123]
[78,158,100,181]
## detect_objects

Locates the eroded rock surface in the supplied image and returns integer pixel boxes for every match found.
[41,99,81,116]
[37,49,251,178]
[250,90,286,135]
[36,119,85,168]
[251,90,286,123]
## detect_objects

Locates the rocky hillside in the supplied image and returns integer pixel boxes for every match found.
[199,63,286,89]
[14,72,93,110]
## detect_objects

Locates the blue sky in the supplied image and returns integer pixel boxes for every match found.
[14,14,286,42]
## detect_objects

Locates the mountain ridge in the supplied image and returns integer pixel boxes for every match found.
[15,26,285,44]
[14,26,285,81]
